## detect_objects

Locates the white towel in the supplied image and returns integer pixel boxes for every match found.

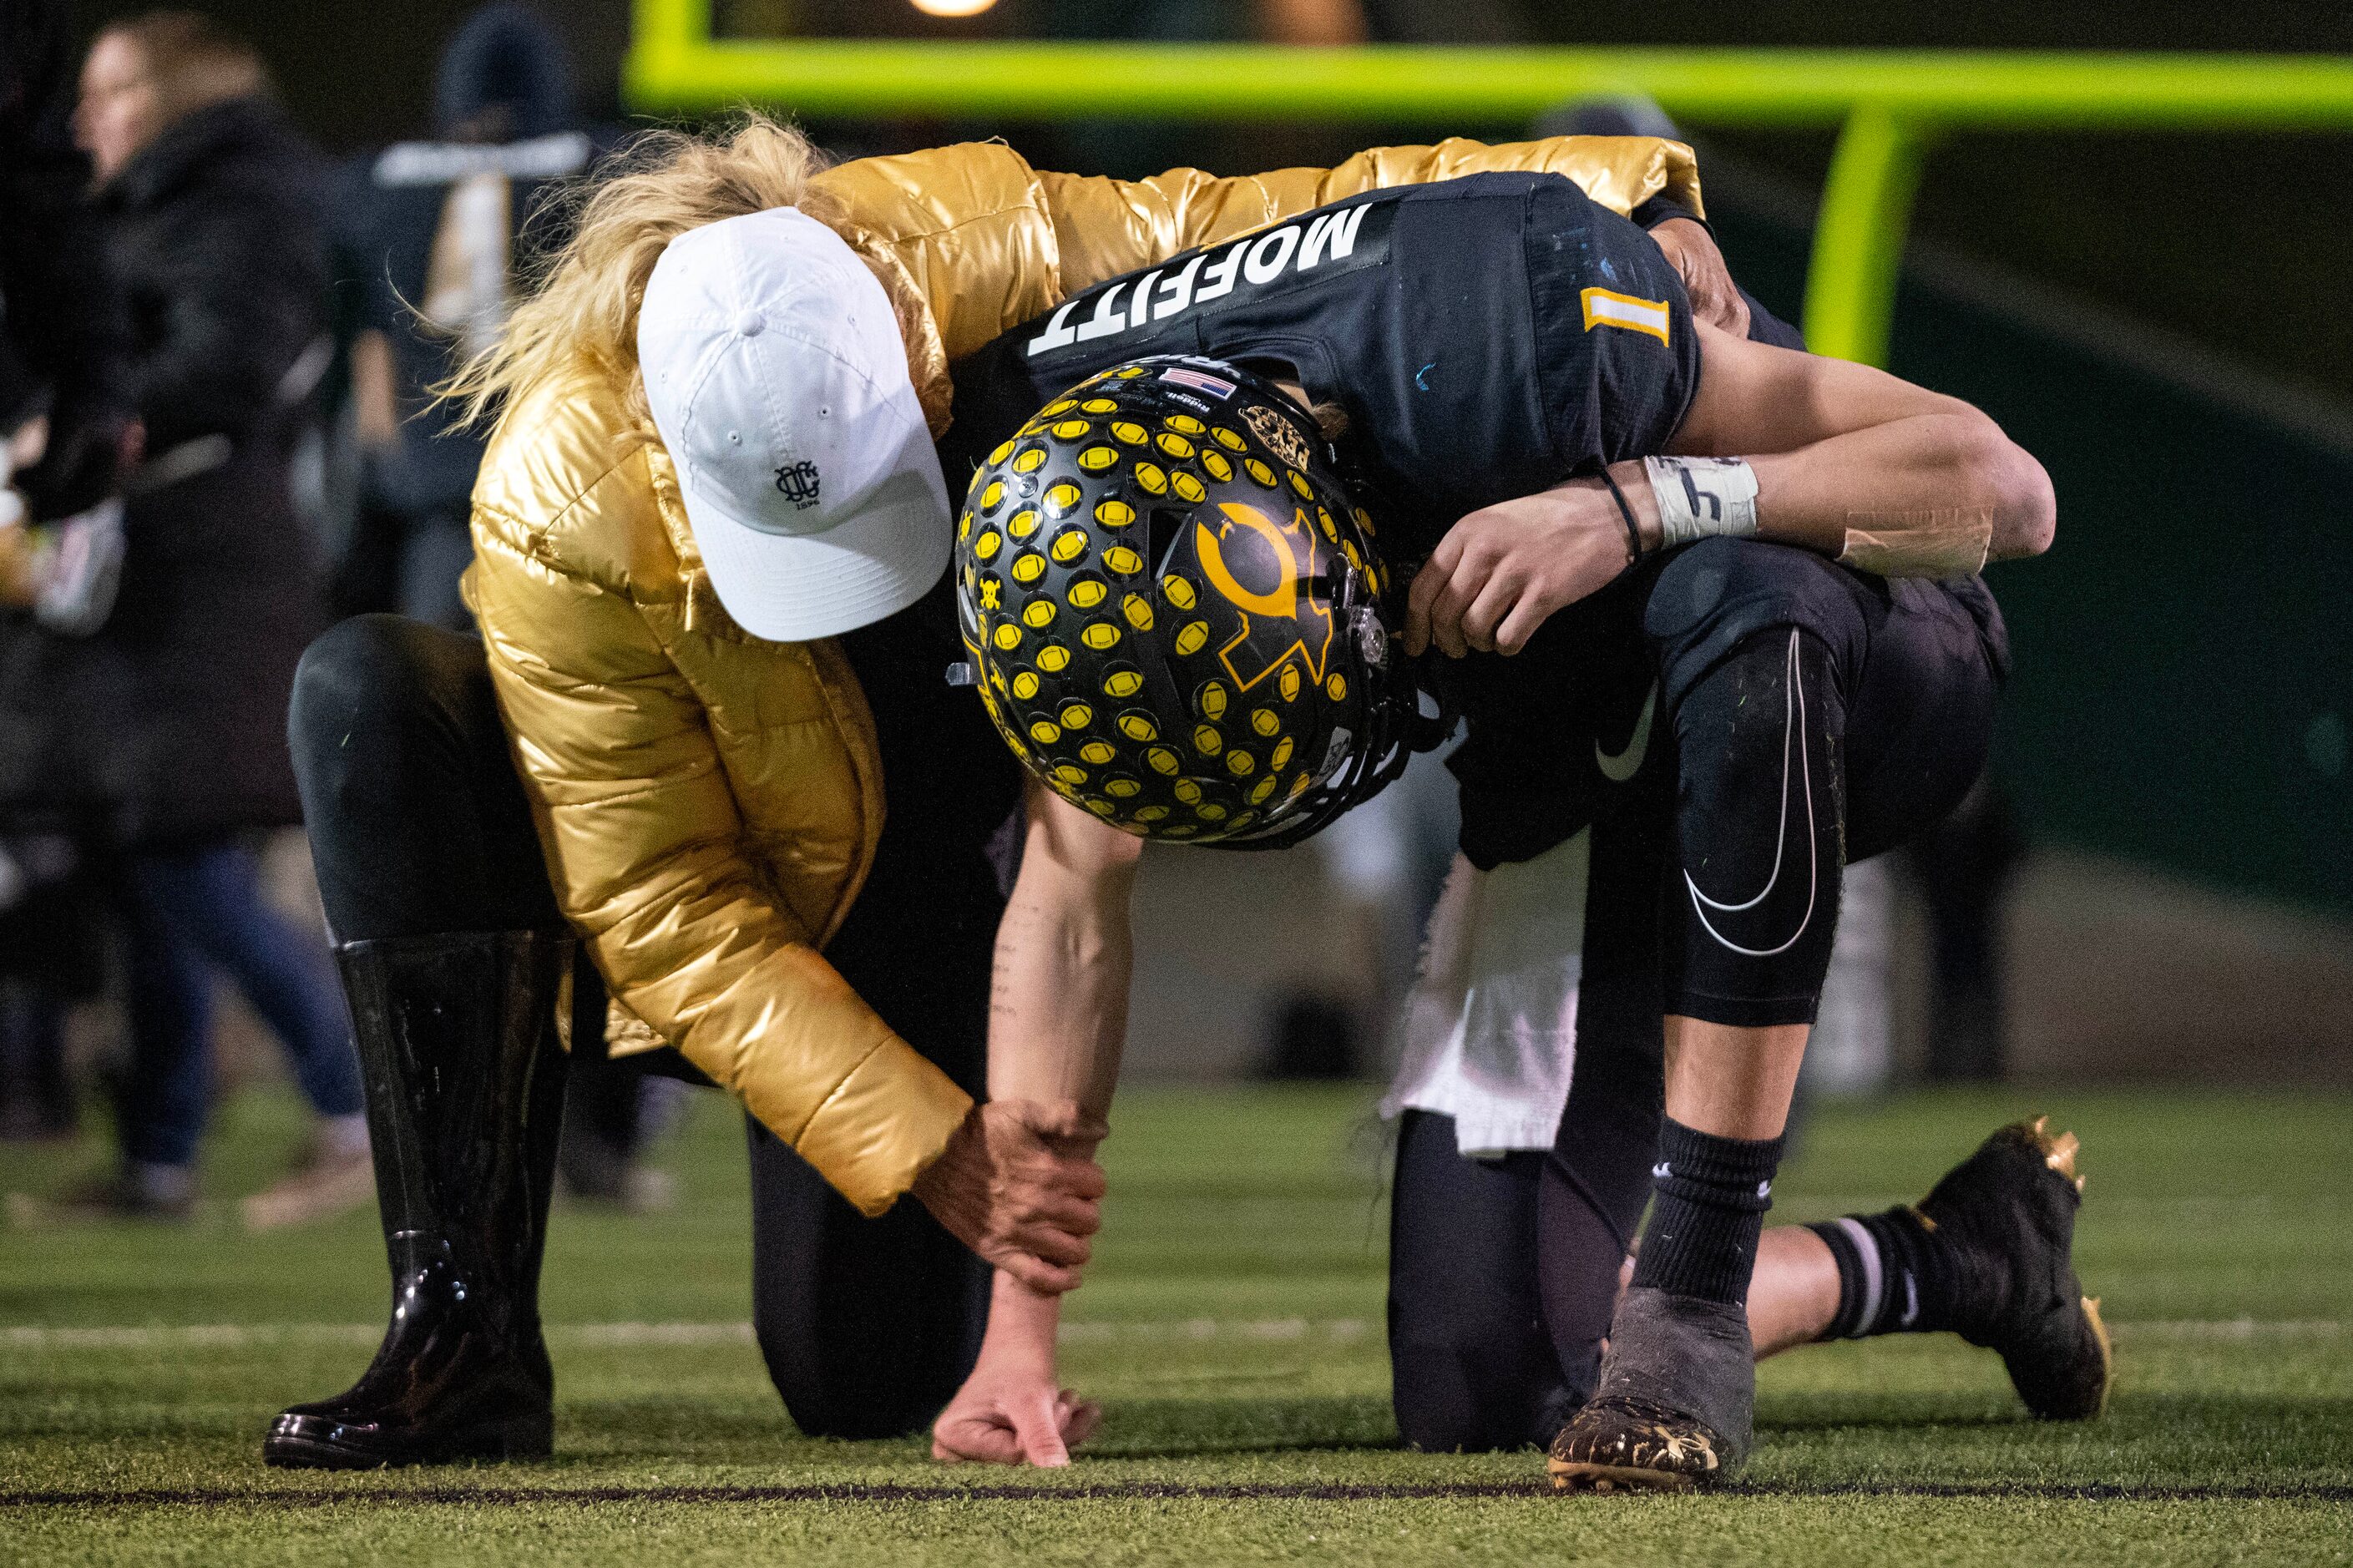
[1379,830,1591,1158]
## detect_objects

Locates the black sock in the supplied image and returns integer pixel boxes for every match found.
[1628,1117,1786,1305]
[1806,1207,1961,1338]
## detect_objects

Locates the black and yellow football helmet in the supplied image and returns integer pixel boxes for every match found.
[951,356,1440,848]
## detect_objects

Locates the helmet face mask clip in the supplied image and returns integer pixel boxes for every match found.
[951,356,1444,850]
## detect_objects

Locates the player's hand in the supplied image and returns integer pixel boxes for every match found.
[1404,477,1642,658]
[910,1099,1108,1294]
[932,1365,1102,1467]
[1649,218,1751,338]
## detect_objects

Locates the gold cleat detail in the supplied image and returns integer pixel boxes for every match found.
[2081,1296,2114,1416]
[2022,1115,2087,1192]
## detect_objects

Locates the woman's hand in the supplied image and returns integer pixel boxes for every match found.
[910,1099,1108,1293]
[932,1273,1102,1466]
[1404,471,1652,658]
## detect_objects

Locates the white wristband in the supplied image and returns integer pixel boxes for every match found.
[1644,456,1760,550]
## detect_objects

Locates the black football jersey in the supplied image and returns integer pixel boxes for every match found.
[940,172,1702,568]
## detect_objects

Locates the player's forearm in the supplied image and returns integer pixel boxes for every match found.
[987,789,1141,1126]
[1622,410,2052,575]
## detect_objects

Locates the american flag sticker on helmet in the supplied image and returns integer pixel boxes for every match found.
[1160,367,1237,398]
[1580,287,1672,345]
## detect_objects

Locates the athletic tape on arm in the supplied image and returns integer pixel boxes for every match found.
[1644,456,1759,549]
[1835,509,1994,577]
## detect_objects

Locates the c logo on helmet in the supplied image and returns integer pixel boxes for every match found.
[1192,503,1335,692]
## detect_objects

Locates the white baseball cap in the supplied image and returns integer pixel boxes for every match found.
[638,206,949,642]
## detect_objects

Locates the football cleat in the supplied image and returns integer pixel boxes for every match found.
[1915,1115,2111,1421]
[1546,1287,1753,1495]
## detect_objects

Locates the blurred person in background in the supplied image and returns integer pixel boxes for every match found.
[18,12,366,1226]
[337,2,593,630]
[0,0,138,1145]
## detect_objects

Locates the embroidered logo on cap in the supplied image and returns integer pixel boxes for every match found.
[774,461,822,509]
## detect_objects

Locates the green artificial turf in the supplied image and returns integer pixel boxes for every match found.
[2,1084,2348,1565]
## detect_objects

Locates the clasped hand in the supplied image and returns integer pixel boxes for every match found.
[1403,478,1634,659]
[910,1098,1108,1293]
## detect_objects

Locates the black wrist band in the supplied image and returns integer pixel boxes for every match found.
[1599,465,1644,565]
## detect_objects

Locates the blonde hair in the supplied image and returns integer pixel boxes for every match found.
[103,11,270,124]
[442,113,832,429]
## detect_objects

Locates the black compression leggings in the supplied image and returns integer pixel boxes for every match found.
[287,613,1006,1439]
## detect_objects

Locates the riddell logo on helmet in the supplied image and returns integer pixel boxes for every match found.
[773,461,821,509]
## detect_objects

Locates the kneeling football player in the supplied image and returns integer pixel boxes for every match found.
[934,169,2099,1487]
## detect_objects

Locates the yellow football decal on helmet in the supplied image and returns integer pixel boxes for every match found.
[1080,397,1118,413]
[1162,575,1198,610]
[1171,472,1206,503]
[1226,751,1256,776]
[1103,667,1144,699]
[1121,712,1160,742]
[1289,471,1314,499]
[1022,599,1057,630]
[1250,707,1280,736]
[1145,745,1180,774]
[1030,719,1060,744]
[1271,736,1295,770]
[1054,763,1086,785]
[1011,670,1040,701]
[1011,553,1046,585]
[1197,681,1228,721]
[1278,665,1301,701]
[1078,446,1120,473]
[1165,414,1206,434]
[1111,420,1148,446]
[1106,776,1141,797]
[1173,779,1203,804]
[1104,544,1142,575]
[987,443,1015,468]
[991,622,1021,650]
[1044,482,1083,516]
[1192,723,1222,756]
[1174,620,1209,655]
[1050,529,1089,564]
[957,513,974,543]
[1084,797,1116,817]
[1354,506,1376,534]
[1156,432,1195,459]
[979,479,1006,513]
[1325,671,1348,701]
[1080,620,1122,650]
[1068,577,1108,609]
[1250,776,1278,804]
[1202,451,1233,483]
[1012,448,1047,474]
[974,530,1003,561]
[1041,398,1078,417]
[1096,499,1136,529]
[1134,803,1169,822]
[1080,741,1116,765]
[1197,802,1228,822]
[1212,426,1247,451]
[1008,508,1041,539]
[1059,701,1094,730]
[1245,458,1277,488]
[1122,594,1156,632]
[1038,643,1071,672]
[1050,418,1090,441]
[1134,463,1169,495]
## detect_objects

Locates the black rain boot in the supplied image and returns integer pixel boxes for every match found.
[264,930,572,1469]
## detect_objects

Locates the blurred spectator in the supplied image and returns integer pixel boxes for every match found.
[335,3,591,628]
[18,12,364,1224]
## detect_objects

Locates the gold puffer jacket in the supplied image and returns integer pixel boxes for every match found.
[465,135,1703,1216]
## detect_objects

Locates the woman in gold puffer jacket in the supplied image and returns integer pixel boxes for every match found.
[264,118,1706,1469]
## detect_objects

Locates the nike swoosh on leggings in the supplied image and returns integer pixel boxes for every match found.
[1683,630,1819,959]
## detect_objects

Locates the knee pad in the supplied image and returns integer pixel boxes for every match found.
[289,615,448,752]
[1662,627,1846,1028]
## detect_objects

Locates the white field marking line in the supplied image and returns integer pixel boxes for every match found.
[0,1318,1380,1351]
[3,1318,2336,1352]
